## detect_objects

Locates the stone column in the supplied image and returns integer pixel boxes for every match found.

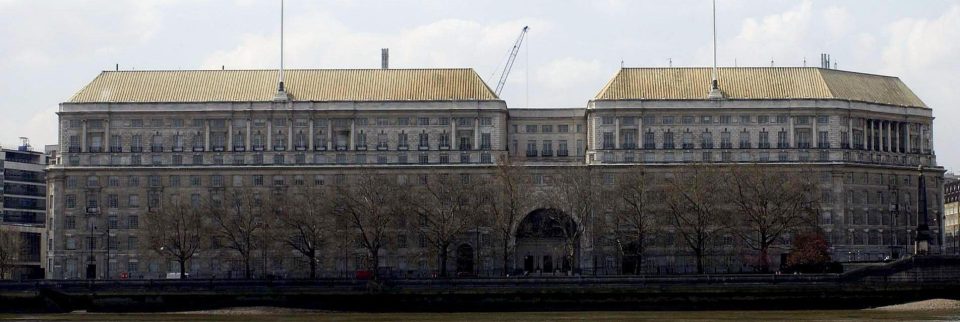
[451,118,457,149]
[349,119,355,150]
[637,115,642,150]
[308,119,315,150]
[81,120,87,153]
[847,117,853,149]
[865,119,871,151]
[886,121,892,152]
[288,117,294,150]
[474,117,480,150]
[204,120,210,151]
[905,122,911,153]
[614,117,621,149]
[104,120,111,152]
[267,121,273,151]
[327,120,333,149]
[227,120,233,151]
[245,119,251,151]
[812,115,819,148]
[788,116,795,148]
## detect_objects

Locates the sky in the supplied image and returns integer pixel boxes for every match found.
[1,0,958,171]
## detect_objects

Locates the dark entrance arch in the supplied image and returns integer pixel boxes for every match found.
[455,244,474,275]
[622,241,643,275]
[515,208,578,275]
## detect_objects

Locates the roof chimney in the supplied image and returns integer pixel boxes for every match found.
[381,48,389,69]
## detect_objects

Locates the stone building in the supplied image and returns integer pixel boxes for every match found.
[45,67,945,279]
[944,179,959,255]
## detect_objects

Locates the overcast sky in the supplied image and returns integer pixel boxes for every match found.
[1,0,958,171]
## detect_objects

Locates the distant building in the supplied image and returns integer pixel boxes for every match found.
[1,141,49,279]
[46,67,945,279]
[945,180,960,255]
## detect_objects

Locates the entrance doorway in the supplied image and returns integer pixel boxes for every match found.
[515,208,578,275]
[455,244,474,275]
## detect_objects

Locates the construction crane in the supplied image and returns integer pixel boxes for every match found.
[494,26,529,96]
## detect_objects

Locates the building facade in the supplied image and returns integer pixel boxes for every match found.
[945,179,959,255]
[46,67,945,279]
[1,143,48,279]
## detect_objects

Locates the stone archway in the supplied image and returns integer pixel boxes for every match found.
[455,244,474,275]
[515,208,578,275]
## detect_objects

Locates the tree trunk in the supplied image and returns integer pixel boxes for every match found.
[501,241,510,276]
[439,244,448,277]
[179,259,186,279]
[759,245,770,273]
[244,253,252,279]
[370,247,380,281]
[308,249,317,279]
[695,248,704,274]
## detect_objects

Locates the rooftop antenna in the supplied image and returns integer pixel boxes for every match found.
[620,59,624,69]
[770,58,775,67]
[803,57,807,67]
[274,0,289,101]
[115,64,119,71]
[669,58,673,68]
[707,0,724,99]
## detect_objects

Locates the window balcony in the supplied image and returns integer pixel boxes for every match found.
[253,146,265,151]
[439,145,450,150]
[336,145,348,151]
[557,150,569,157]
[759,142,771,149]
[213,146,225,152]
[151,146,164,152]
[110,146,123,153]
[458,144,472,151]
[526,151,538,157]
[739,143,751,149]
[130,146,143,153]
[643,143,656,150]
[88,147,103,153]
[273,146,286,151]
[797,142,811,149]
[541,150,553,157]
[234,146,246,152]
[623,143,637,149]
[314,145,327,151]
[776,143,789,149]
[818,143,831,149]
[355,145,367,151]
[663,144,675,150]
[418,145,429,151]
[295,146,307,151]
[68,146,81,153]
[376,144,389,151]
[480,144,491,150]
[172,146,184,152]
[720,143,732,149]
[192,146,205,152]
[86,207,101,215]
[682,143,694,149]
[397,145,409,151]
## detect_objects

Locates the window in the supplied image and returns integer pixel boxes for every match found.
[107,194,119,209]
[720,131,732,149]
[663,132,675,149]
[480,117,492,126]
[526,140,537,157]
[601,116,614,125]
[66,195,77,209]
[128,195,140,208]
[273,154,285,164]
[148,175,161,187]
[542,140,553,156]
[602,132,615,149]
[314,175,325,186]
[439,133,449,148]
[211,175,223,187]
[662,116,675,124]
[558,124,569,133]
[759,131,770,149]
[437,118,448,126]
[397,117,410,126]
[525,125,538,133]
[777,130,789,148]
[739,130,751,149]
[418,117,430,126]
[758,115,769,124]
[558,140,569,156]
[740,115,751,124]
[419,132,429,149]
[192,154,203,165]
[419,154,429,164]
[253,175,264,186]
[796,129,812,148]
[818,131,830,148]
[480,133,491,150]
[817,115,829,124]
[273,175,285,186]
[682,132,694,149]
[542,125,553,133]
[776,115,788,124]
[681,116,695,124]
[643,132,656,149]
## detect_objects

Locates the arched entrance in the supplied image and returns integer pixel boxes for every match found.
[455,244,474,275]
[622,241,642,275]
[515,208,577,275]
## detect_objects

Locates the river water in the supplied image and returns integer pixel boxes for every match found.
[4,310,960,321]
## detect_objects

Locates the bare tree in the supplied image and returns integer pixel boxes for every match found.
[726,165,821,272]
[336,171,401,280]
[549,166,601,273]
[488,159,534,276]
[210,187,267,279]
[412,173,487,277]
[612,167,654,275]
[664,165,731,274]
[271,187,336,279]
[0,228,21,280]
[141,193,208,279]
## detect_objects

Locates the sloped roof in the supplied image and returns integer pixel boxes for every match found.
[67,69,499,103]
[594,67,927,108]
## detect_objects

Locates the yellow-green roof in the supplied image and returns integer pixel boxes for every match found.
[594,67,927,108]
[68,69,499,103]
